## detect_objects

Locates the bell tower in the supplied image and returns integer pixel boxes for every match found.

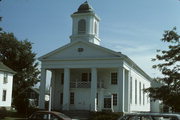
[70,1,101,45]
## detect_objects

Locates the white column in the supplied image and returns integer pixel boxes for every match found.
[118,67,125,112]
[50,70,55,110]
[63,68,70,110]
[124,70,130,112]
[39,68,46,109]
[127,70,130,112]
[90,68,97,111]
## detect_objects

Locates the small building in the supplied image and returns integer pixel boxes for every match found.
[18,87,50,108]
[38,2,153,113]
[0,62,16,108]
[18,87,40,107]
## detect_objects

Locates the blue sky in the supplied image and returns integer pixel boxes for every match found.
[1,0,180,78]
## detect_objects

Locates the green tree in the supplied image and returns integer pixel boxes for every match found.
[0,16,2,31]
[145,27,180,112]
[0,32,40,113]
[0,0,2,31]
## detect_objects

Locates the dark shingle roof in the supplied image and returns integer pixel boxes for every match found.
[74,1,94,14]
[0,62,16,74]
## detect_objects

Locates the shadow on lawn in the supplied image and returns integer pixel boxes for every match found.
[3,110,27,120]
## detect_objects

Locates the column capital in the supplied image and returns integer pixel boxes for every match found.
[64,67,70,69]
[91,67,97,70]
[118,66,124,69]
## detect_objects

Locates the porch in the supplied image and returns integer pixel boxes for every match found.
[39,67,127,112]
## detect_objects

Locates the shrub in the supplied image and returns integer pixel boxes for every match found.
[0,107,7,119]
[13,94,38,116]
[88,112,123,120]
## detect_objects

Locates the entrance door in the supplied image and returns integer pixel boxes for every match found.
[104,98,111,108]
[76,90,90,110]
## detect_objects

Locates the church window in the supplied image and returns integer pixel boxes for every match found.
[113,93,117,106]
[61,73,64,85]
[135,79,137,104]
[81,73,91,81]
[2,90,7,101]
[77,48,84,52]
[78,19,86,34]
[139,82,141,105]
[104,98,111,108]
[82,73,88,81]
[60,93,63,105]
[70,92,74,104]
[94,21,97,34]
[3,72,8,84]
[143,84,145,105]
[130,77,132,104]
[111,72,117,84]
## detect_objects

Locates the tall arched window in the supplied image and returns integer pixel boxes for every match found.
[94,21,97,35]
[78,19,86,34]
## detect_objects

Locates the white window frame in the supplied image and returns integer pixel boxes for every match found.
[70,92,74,105]
[139,82,141,105]
[78,19,86,34]
[3,72,8,84]
[2,89,7,101]
[112,93,117,106]
[110,72,118,85]
[94,21,97,35]
[130,77,133,104]
[81,72,91,82]
[143,84,145,105]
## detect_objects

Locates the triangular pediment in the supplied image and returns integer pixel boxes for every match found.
[39,41,122,61]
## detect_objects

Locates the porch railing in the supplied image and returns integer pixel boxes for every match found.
[70,81,104,88]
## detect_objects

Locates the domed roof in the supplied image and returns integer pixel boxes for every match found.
[74,1,94,14]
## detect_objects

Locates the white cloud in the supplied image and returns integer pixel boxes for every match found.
[129,54,159,77]
[101,37,162,78]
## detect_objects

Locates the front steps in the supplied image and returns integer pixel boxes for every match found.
[61,110,90,120]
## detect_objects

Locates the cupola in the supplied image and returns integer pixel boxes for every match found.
[70,1,101,45]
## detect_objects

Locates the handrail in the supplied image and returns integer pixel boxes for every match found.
[70,81,104,88]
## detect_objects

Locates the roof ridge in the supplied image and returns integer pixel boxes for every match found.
[0,62,16,74]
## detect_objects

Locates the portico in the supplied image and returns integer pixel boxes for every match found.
[39,61,127,112]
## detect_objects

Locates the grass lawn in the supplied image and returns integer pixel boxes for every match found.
[2,117,26,120]
[1,110,27,120]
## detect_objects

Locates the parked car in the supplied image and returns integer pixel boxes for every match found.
[117,113,180,120]
[28,111,72,120]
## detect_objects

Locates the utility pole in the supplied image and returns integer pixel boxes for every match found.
[48,86,52,112]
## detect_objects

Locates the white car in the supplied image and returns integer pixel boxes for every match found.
[118,113,180,120]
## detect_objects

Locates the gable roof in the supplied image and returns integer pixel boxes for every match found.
[19,87,40,95]
[38,40,122,60]
[122,54,152,81]
[39,40,152,81]
[0,62,16,74]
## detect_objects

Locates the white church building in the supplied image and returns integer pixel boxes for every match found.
[39,1,153,113]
